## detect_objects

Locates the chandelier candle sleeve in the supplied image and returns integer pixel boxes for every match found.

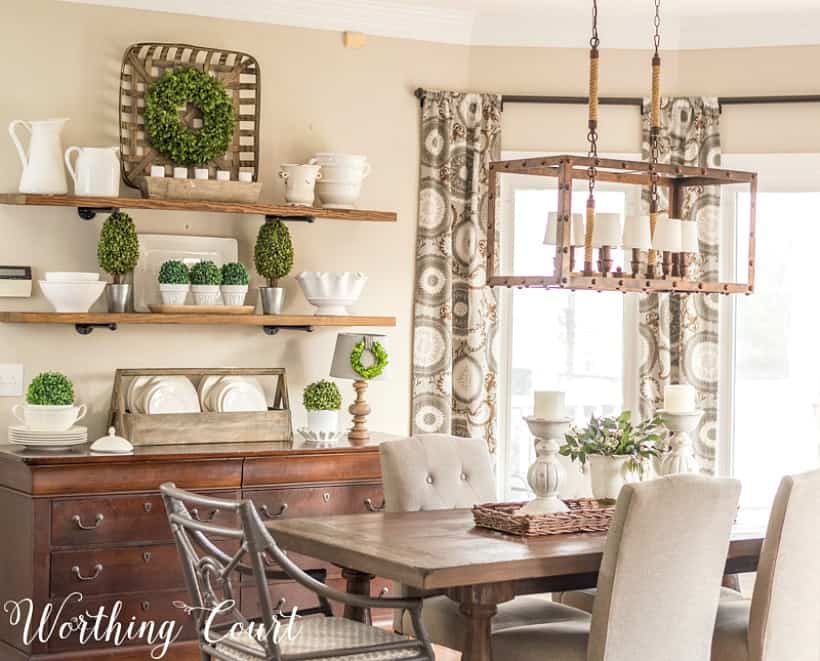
[533,391,566,420]
[664,384,696,414]
[545,212,585,273]
[622,215,652,277]
[591,212,622,276]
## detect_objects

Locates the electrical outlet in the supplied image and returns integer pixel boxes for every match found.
[0,364,24,397]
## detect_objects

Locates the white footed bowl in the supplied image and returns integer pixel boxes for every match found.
[296,272,367,315]
[40,280,106,312]
[45,272,100,282]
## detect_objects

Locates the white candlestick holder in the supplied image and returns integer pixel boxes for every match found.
[658,409,704,476]
[519,416,572,514]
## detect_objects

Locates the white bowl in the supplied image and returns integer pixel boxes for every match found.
[315,180,364,209]
[296,272,367,315]
[312,153,368,166]
[39,280,106,313]
[45,272,100,282]
[319,165,369,184]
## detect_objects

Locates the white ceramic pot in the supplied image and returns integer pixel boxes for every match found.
[64,146,120,197]
[39,280,106,312]
[315,180,364,209]
[12,403,87,432]
[307,410,339,434]
[296,272,367,315]
[220,284,248,306]
[191,285,221,305]
[159,283,190,305]
[279,163,322,207]
[588,455,641,500]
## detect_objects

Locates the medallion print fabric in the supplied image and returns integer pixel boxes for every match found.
[411,90,502,451]
[639,97,721,474]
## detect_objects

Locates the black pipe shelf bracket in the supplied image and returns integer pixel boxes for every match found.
[262,325,314,336]
[77,206,120,221]
[265,214,315,224]
[75,323,118,335]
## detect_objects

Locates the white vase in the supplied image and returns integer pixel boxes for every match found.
[159,283,190,305]
[588,455,641,500]
[220,284,248,306]
[306,410,339,434]
[191,284,221,305]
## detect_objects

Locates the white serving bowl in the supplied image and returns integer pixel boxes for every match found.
[296,272,367,315]
[39,280,106,312]
[45,272,100,282]
[315,180,364,209]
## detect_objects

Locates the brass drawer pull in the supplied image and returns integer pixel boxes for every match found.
[72,513,104,530]
[72,564,103,582]
[143,551,152,563]
[378,586,390,599]
[143,502,153,513]
[258,503,288,519]
[364,498,385,513]
[141,601,151,611]
[322,492,331,503]
[190,508,218,523]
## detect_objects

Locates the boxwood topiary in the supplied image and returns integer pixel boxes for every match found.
[254,219,293,288]
[26,372,75,406]
[97,212,139,284]
[190,260,222,286]
[303,380,342,411]
[221,262,249,286]
[158,260,190,285]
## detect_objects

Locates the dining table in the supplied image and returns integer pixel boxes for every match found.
[266,509,765,661]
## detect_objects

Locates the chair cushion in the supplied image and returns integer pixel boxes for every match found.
[492,612,592,661]
[216,616,421,661]
[711,599,751,661]
[402,594,584,651]
[559,585,746,614]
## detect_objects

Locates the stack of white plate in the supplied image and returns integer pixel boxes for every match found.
[198,376,267,413]
[9,425,88,451]
[127,376,201,415]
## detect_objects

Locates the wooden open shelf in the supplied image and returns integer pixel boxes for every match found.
[0,193,397,223]
[0,312,396,336]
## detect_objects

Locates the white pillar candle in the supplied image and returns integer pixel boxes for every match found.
[194,168,209,180]
[664,384,696,413]
[149,165,166,178]
[238,171,253,183]
[173,167,188,179]
[534,391,566,420]
[216,170,231,182]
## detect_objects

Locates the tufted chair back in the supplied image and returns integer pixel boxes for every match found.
[379,434,496,512]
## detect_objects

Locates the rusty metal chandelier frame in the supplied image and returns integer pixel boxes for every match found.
[486,0,757,295]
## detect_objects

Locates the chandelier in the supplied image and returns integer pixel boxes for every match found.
[486,0,757,295]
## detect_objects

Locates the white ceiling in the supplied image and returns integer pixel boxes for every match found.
[62,0,820,50]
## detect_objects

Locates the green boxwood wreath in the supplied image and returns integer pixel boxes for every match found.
[350,340,389,380]
[144,67,235,166]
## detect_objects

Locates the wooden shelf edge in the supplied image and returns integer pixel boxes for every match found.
[0,193,397,222]
[0,312,396,327]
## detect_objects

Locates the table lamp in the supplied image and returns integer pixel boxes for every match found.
[330,332,390,446]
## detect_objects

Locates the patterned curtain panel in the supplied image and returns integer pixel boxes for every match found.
[638,97,721,474]
[411,90,502,451]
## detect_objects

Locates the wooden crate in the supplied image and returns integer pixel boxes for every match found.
[109,368,291,447]
[119,43,261,195]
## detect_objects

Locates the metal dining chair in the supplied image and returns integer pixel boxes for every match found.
[711,468,820,661]
[160,483,435,661]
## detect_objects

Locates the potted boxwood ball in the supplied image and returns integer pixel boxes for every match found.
[97,211,139,312]
[158,260,190,305]
[189,260,223,305]
[303,379,342,434]
[12,372,87,432]
[220,262,249,306]
[254,219,293,314]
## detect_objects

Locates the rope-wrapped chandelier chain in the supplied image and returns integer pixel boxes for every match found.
[584,0,600,275]
[647,0,663,272]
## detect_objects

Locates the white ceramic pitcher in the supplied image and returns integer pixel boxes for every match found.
[9,118,69,194]
[279,163,322,207]
[64,146,120,197]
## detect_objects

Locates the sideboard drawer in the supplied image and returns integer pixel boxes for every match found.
[245,484,384,522]
[51,490,240,547]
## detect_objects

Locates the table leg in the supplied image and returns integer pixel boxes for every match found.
[341,567,375,624]
[447,583,514,661]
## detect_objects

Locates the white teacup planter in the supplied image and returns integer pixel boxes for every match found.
[159,283,190,305]
[306,410,339,434]
[13,403,87,432]
[220,284,248,306]
[191,285,221,305]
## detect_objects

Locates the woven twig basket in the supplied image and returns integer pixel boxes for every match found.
[472,498,616,537]
[119,42,261,195]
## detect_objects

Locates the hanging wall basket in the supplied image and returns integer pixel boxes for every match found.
[119,42,261,195]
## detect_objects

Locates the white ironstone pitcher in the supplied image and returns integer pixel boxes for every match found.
[64,146,120,197]
[9,118,69,194]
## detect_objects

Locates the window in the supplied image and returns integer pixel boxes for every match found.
[721,155,820,514]
[496,154,641,499]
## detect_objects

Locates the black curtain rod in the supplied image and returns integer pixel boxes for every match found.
[413,88,820,111]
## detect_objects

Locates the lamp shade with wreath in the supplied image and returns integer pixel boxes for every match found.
[330,333,390,447]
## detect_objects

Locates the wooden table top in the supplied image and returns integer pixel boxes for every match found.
[267,509,766,591]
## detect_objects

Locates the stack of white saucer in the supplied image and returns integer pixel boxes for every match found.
[8,425,88,451]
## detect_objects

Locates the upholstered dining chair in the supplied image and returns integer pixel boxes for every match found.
[492,474,742,661]
[711,468,820,661]
[380,434,580,652]
[160,483,435,661]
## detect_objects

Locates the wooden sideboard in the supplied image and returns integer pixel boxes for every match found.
[0,442,390,660]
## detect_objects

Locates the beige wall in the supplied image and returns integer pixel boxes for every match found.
[1,0,817,439]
